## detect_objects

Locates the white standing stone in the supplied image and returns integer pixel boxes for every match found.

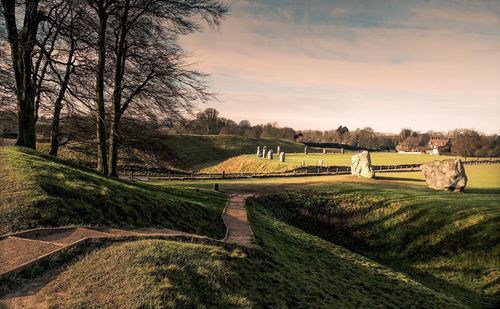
[262,146,267,158]
[277,145,281,155]
[304,146,308,154]
[257,146,261,158]
[351,151,375,178]
[279,152,285,162]
[319,160,323,166]
[323,148,326,154]
[267,149,273,160]
[301,160,305,166]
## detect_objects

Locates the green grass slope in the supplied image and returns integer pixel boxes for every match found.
[0,147,226,238]
[203,152,494,173]
[162,134,304,170]
[251,187,500,308]
[29,204,464,308]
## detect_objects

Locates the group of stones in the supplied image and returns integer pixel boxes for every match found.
[257,145,286,162]
[257,146,467,192]
[352,151,467,192]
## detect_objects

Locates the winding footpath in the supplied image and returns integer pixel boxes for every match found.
[0,193,254,280]
[222,194,254,247]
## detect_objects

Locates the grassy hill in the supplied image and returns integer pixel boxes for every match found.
[17,201,464,308]
[161,134,305,170]
[1,146,497,307]
[33,135,305,172]
[0,146,226,238]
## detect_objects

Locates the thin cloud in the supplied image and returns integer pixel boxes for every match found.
[181,0,500,133]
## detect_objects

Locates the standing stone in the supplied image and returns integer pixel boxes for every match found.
[267,149,273,160]
[256,146,261,158]
[340,148,344,154]
[301,160,305,166]
[262,146,267,158]
[277,145,281,155]
[279,152,285,162]
[351,151,375,178]
[420,159,467,192]
[323,148,326,154]
[319,160,323,166]
[304,146,308,154]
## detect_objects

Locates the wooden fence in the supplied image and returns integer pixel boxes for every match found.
[124,159,500,182]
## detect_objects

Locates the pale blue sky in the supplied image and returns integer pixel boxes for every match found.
[182,0,500,133]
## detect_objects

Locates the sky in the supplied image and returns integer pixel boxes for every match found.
[181,0,500,134]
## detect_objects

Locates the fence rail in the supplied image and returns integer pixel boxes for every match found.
[122,159,500,182]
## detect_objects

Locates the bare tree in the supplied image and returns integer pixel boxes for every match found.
[1,0,43,148]
[104,0,228,176]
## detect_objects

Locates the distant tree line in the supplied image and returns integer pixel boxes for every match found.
[176,108,500,157]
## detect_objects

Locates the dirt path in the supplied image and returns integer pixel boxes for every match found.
[223,194,254,247]
[0,227,214,276]
[0,194,255,307]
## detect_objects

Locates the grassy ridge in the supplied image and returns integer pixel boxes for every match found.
[162,134,304,170]
[32,206,464,308]
[0,147,226,238]
[250,187,500,308]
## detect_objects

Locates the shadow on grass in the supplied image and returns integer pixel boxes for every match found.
[464,187,500,195]
[1,147,226,238]
[376,176,426,183]
[249,190,500,308]
[240,205,466,308]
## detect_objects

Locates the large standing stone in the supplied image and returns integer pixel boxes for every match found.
[262,146,267,158]
[267,149,273,160]
[277,145,281,155]
[351,151,375,178]
[304,146,308,154]
[279,152,285,162]
[420,159,467,192]
[323,148,326,154]
[256,146,261,158]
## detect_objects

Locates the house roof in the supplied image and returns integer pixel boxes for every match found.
[428,138,450,147]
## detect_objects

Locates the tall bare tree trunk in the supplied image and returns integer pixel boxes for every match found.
[108,0,129,177]
[49,35,75,156]
[1,0,40,149]
[95,2,108,174]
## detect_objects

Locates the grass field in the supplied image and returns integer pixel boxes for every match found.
[161,134,305,170]
[202,152,494,173]
[1,145,498,307]
[14,135,305,172]
[158,165,500,307]
[0,146,226,237]
[27,204,466,308]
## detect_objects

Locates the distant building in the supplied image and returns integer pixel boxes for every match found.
[427,138,451,155]
[396,138,422,154]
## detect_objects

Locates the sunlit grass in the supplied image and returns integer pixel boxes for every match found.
[0,146,226,237]
[202,152,494,173]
